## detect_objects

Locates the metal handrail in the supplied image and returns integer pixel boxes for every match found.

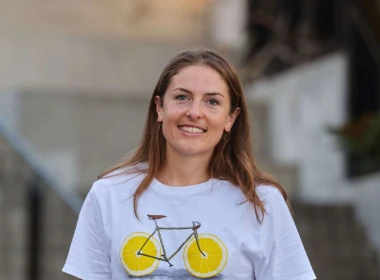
[0,117,83,214]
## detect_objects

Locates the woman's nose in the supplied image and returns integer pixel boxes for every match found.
[186,101,204,119]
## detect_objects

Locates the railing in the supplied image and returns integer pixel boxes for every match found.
[0,118,83,280]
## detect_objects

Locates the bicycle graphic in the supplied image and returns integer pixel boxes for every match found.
[120,214,228,278]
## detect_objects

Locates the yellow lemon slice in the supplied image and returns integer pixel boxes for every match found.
[183,234,228,278]
[120,232,161,276]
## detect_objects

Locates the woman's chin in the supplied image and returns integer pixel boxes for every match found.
[168,146,212,159]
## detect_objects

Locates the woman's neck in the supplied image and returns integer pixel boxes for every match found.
[156,153,211,187]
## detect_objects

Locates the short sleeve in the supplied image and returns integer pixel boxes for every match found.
[62,184,111,280]
[256,189,316,280]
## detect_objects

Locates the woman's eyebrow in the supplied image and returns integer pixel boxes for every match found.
[173,87,224,98]
[205,92,224,98]
[173,87,192,94]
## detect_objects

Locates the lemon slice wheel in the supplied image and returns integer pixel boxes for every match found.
[183,234,228,278]
[120,232,161,277]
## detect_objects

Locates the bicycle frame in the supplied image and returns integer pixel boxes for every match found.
[137,219,205,266]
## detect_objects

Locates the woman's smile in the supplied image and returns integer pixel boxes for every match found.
[177,125,207,135]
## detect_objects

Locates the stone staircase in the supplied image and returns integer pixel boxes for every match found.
[294,203,380,280]
[0,135,79,280]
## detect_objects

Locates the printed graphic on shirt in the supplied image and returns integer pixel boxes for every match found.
[120,232,161,276]
[120,215,228,279]
[125,268,225,279]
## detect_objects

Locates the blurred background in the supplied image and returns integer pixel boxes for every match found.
[0,0,379,279]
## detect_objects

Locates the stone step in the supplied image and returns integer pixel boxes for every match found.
[293,203,380,280]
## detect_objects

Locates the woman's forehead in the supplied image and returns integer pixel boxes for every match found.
[167,65,228,93]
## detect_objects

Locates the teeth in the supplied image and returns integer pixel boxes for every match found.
[179,126,205,133]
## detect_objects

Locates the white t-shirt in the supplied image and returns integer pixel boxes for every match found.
[63,170,316,280]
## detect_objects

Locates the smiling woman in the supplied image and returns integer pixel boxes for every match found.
[62,49,316,280]
[155,65,240,168]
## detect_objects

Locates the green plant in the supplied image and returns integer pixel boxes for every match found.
[328,113,380,157]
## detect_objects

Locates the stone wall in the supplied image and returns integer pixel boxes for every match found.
[18,92,149,193]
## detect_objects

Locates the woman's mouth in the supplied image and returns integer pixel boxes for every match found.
[178,126,206,134]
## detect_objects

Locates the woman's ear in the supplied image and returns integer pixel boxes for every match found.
[224,107,240,132]
[155,96,163,122]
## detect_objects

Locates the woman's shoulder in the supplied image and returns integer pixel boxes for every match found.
[218,180,285,207]
[97,165,145,184]
[255,184,284,200]
[255,185,290,221]
[220,180,283,199]
[90,164,147,198]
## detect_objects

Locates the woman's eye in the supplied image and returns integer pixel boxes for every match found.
[175,95,187,101]
[208,99,219,106]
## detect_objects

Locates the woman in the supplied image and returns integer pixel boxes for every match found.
[63,49,316,279]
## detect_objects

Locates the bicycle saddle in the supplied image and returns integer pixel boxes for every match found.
[147,214,167,220]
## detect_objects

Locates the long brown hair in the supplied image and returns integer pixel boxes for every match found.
[98,49,289,222]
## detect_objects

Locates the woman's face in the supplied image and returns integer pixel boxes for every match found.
[155,65,240,160]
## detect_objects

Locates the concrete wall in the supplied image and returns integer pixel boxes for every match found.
[0,90,21,130]
[246,51,348,201]
[209,0,247,52]
[18,92,149,193]
[0,37,204,99]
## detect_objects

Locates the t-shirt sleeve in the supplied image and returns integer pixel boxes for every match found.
[255,189,316,280]
[62,184,111,280]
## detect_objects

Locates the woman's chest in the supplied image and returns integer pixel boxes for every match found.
[105,197,263,279]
